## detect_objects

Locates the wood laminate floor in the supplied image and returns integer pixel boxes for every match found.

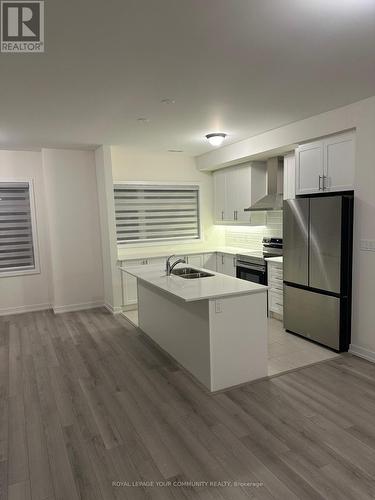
[1,308,375,500]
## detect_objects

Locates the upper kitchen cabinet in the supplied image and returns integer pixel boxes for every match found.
[213,162,267,223]
[324,132,355,192]
[295,131,355,195]
[283,153,296,200]
[296,140,324,195]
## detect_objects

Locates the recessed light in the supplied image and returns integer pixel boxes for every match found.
[168,149,184,153]
[161,98,176,105]
[205,133,227,147]
[137,117,150,123]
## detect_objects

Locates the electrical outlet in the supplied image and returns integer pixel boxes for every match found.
[360,239,375,252]
[215,300,222,313]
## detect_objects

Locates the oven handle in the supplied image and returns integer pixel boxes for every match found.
[236,261,266,272]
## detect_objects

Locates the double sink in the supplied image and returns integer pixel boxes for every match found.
[171,267,214,279]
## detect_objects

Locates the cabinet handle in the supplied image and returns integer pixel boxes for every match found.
[222,255,224,265]
[221,210,224,220]
[318,175,323,190]
[233,257,236,267]
[236,210,238,220]
[323,175,328,190]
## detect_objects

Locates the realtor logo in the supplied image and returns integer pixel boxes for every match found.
[1,1,44,52]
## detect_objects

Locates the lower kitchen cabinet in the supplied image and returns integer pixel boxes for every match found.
[121,257,164,308]
[267,260,283,319]
[203,253,217,272]
[185,253,204,268]
[217,252,237,277]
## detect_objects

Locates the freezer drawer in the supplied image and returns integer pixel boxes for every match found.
[284,285,340,350]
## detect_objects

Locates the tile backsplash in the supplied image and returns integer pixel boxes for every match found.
[224,211,283,250]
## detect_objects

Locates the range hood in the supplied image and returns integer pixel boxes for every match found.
[244,157,284,211]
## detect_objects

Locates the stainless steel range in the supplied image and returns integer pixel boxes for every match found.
[236,237,283,285]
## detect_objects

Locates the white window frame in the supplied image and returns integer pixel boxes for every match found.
[0,178,41,278]
[114,180,204,247]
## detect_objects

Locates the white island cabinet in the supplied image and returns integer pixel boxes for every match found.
[121,264,268,392]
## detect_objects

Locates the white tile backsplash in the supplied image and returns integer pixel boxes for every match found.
[224,211,283,250]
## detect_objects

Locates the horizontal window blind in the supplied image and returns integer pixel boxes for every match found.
[114,184,200,244]
[0,182,35,272]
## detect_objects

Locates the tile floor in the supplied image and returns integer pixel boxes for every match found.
[122,310,340,378]
[267,317,340,376]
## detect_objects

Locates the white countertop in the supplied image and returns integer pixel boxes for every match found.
[120,264,268,302]
[265,256,283,263]
[118,245,257,261]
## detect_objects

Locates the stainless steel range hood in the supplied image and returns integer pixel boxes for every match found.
[244,157,284,211]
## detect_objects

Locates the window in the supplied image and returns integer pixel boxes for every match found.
[114,183,201,245]
[0,181,38,276]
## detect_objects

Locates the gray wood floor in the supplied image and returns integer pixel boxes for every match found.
[1,309,375,500]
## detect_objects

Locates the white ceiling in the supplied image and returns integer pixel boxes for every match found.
[0,0,375,155]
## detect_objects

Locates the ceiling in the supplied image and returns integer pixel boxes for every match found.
[0,0,375,155]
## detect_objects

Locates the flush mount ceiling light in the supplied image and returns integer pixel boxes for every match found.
[205,133,227,147]
[161,98,176,105]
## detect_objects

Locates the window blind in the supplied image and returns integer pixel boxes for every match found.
[0,182,35,272]
[114,184,200,244]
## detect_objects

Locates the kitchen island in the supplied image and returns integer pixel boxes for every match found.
[120,264,268,391]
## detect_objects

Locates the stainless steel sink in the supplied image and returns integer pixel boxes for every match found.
[171,267,214,279]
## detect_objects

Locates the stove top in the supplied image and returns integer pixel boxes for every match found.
[236,237,283,266]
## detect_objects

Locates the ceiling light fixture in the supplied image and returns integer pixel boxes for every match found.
[161,98,176,105]
[205,133,227,147]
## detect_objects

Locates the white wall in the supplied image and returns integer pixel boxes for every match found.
[0,150,51,314]
[197,96,375,360]
[42,149,104,312]
[111,147,224,252]
[95,146,122,312]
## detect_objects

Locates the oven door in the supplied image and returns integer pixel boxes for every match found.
[236,261,267,285]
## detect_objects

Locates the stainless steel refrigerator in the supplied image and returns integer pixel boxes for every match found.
[283,194,353,351]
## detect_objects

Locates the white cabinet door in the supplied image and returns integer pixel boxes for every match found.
[324,132,355,192]
[213,163,266,224]
[283,153,296,200]
[203,253,217,272]
[217,253,236,277]
[122,259,144,307]
[223,254,236,276]
[185,254,204,267]
[213,169,227,222]
[226,166,252,223]
[216,253,224,273]
[296,141,324,195]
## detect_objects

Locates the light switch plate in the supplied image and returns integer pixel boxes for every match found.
[360,239,375,252]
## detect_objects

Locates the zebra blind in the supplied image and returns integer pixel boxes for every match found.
[114,184,200,244]
[0,182,35,272]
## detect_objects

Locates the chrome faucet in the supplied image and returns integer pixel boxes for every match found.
[166,255,186,276]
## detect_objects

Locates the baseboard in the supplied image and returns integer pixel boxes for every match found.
[104,303,123,315]
[0,303,51,316]
[53,301,104,314]
[349,344,375,363]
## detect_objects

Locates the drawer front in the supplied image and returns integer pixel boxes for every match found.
[268,276,283,290]
[270,293,284,315]
[269,266,283,280]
